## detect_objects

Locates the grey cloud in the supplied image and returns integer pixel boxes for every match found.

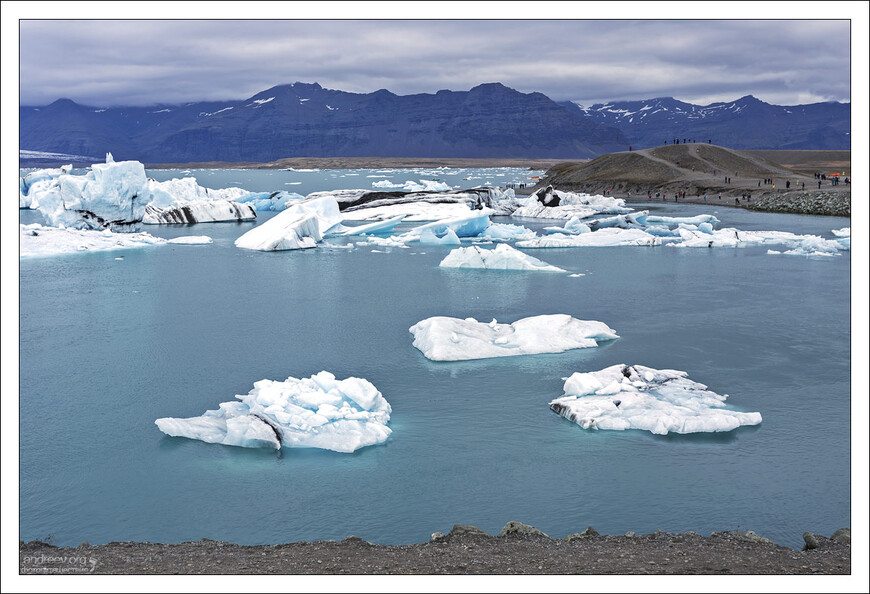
[19,19,851,107]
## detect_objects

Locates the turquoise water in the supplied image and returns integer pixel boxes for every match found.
[18,176,851,549]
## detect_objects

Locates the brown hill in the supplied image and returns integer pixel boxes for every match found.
[539,144,810,196]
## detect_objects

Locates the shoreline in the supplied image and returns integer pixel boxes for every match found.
[142,157,567,170]
[19,524,851,575]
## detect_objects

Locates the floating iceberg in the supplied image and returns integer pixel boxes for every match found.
[167,235,213,245]
[147,176,251,207]
[831,227,850,238]
[19,164,72,209]
[143,200,256,224]
[417,227,462,246]
[439,244,565,272]
[511,187,631,220]
[479,222,536,241]
[236,190,304,211]
[549,364,762,435]
[20,223,164,258]
[518,228,663,248]
[409,314,618,361]
[587,210,649,230]
[35,154,149,231]
[645,214,720,226]
[403,209,492,239]
[323,215,405,237]
[543,216,592,235]
[234,196,343,251]
[372,179,452,192]
[155,371,392,453]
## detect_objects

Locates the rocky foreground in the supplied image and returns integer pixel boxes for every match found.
[746,190,851,216]
[19,524,850,575]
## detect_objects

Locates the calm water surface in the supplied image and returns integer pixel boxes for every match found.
[19,174,851,549]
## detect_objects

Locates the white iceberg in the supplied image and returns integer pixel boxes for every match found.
[439,244,565,272]
[549,364,762,435]
[167,235,213,245]
[234,196,343,251]
[35,154,150,231]
[417,227,462,246]
[236,190,304,211]
[543,216,592,235]
[831,227,850,238]
[146,176,251,207]
[409,314,618,361]
[19,164,72,209]
[645,214,720,226]
[155,371,391,453]
[403,209,492,239]
[372,179,452,192]
[511,188,631,220]
[143,200,256,224]
[323,215,406,237]
[20,223,164,258]
[479,222,536,241]
[342,200,479,222]
[518,228,663,248]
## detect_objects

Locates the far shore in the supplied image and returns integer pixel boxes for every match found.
[145,157,569,170]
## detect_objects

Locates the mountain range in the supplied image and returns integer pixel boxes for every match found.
[19,82,850,164]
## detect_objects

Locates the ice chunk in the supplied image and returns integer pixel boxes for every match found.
[342,200,478,222]
[235,190,305,211]
[417,227,461,246]
[479,222,536,241]
[518,228,662,248]
[20,223,165,258]
[511,189,631,219]
[234,196,343,251]
[167,235,213,245]
[403,209,492,239]
[831,227,850,238]
[146,177,251,208]
[409,314,618,361]
[439,244,565,272]
[550,364,762,435]
[645,214,720,226]
[35,155,150,231]
[323,215,405,237]
[372,179,452,192]
[155,371,391,453]
[143,200,256,224]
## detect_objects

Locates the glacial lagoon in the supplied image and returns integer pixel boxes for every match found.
[19,169,850,549]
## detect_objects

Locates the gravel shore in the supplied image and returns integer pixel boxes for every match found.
[19,524,851,575]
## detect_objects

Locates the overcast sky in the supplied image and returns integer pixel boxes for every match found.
[18,18,853,108]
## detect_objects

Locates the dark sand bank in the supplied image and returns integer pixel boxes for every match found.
[19,525,850,575]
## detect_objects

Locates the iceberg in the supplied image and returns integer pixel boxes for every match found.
[645,214,720,226]
[587,210,649,230]
[20,223,164,258]
[167,235,213,245]
[402,209,492,239]
[372,179,452,192]
[409,314,618,361]
[479,222,536,241]
[155,371,392,453]
[143,200,256,224]
[146,176,251,207]
[832,227,850,238]
[549,364,762,435]
[518,228,663,248]
[417,227,462,246]
[35,154,149,231]
[234,196,343,251]
[323,215,406,237]
[543,216,592,235]
[19,164,72,208]
[236,190,304,211]
[511,188,631,220]
[439,244,565,272]
[342,200,481,222]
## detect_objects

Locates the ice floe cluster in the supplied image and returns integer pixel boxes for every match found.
[409,314,618,361]
[155,371,392,453]
[19,223,210,258]
[549,364,763,435]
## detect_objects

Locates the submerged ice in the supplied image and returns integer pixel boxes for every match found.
[409,314,618,361]
[155,371,392,453]
[549,364,762,435]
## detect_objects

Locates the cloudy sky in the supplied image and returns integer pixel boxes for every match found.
[17,16,854,108]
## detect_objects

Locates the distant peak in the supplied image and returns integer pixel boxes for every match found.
[470,82,514,93]
[292,82,322,90]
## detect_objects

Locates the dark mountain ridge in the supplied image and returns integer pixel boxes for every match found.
[19,82,849,164]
